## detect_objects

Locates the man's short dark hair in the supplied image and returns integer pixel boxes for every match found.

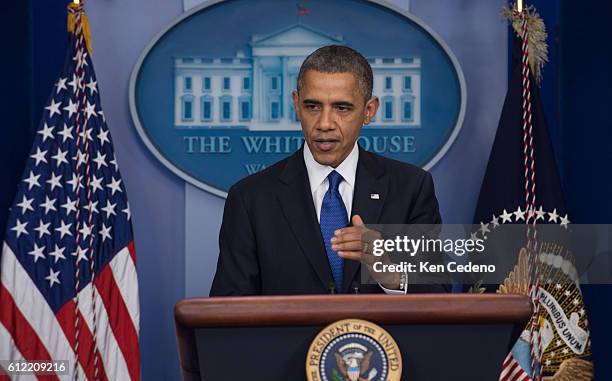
[297,45,373,101]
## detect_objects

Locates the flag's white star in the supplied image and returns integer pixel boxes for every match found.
[526,206,536,223]
[63,98,78,118]
[548,208,559,223]
[90,175,103,192]
[34,219,51,238]
[80,52,88,67]
[84,101,97,120]
[579,308,585,316]
[46,172,63,191]
[107,177,122,195]
[123,203,131,220]
[564,290,571,297]
[99,223,112,242]
[490,215,499,228]
[93,151,107,170]
[51,148,69,167]
[67,73,80,93]
[500,209,513,223]
[88,200,99,215]
[55,220,73,239]
[555,283,562,289]
[57,124,74,143]
[85,78,98,94]
[67,173,82,192]
[573,298,580,305]
[73,49,86,69]
[79,223,92,239]
[16,195,34,214]
[38,123,55,142]
[45,99,61,117]
[11,219,28,237]
[72,150,87,169]
[97,128,110,146]
[562,348,569,355]
[98,110,106,122]
[40,196,57,214]
[110,157,118,171]
[49,244,66,263]
[28,243,46,263]
[102,200,117,218]
[23,171,41,190]
[78,128,93,142]
[72,47,82,62]
[61,197,77,216]
[56,77,67,94]
[556,340,562,346]
[30,147,48,166]
[71,245,89,264]
[45,268,61,288]
[479,222,490,235]
[560,214,570,229]
[535,206,546,221]
[545,359,551,366]
[514,206,525,221]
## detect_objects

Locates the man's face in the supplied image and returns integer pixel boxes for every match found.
[292,70,379,168]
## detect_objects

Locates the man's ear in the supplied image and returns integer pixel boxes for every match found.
[292,90,301,121]
[364,96,379,125]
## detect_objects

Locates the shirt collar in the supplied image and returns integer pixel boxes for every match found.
[303,142,359,193]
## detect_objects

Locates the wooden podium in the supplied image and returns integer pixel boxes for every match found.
[174,294,531,381]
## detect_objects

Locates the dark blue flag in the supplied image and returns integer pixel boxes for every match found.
[473,7,593,381]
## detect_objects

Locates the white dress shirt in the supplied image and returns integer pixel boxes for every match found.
[303,142,358,222]
[303,143,406,294]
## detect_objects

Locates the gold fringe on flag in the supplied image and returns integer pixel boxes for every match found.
[67,2,92,54]
[502,4,548,83]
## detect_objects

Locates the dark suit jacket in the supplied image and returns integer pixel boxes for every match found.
[209,145,443,296]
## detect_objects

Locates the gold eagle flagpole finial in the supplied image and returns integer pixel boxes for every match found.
[502,2,548,83]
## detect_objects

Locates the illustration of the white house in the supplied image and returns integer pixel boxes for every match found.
[173,24,421,130]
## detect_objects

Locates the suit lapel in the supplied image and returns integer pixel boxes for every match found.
[276,149,334,290]
[343,147,388,292]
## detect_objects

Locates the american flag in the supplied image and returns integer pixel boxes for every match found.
[500,351,532,381]
[0,4,140,380]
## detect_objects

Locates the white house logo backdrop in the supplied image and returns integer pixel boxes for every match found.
[130,0,466,197]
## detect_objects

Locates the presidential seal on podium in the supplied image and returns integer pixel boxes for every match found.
[306,319,402,381]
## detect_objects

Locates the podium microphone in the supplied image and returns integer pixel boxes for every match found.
[351,282,360,294]
[328,282,336,294]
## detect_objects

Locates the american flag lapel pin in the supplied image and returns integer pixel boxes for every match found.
[370,193,380,200]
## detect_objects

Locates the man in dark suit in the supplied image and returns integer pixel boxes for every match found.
[210,45,442,296]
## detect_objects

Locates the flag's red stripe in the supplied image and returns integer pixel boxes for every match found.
[500,361,518,381]
[127,241,136,264]
[510,368,528,381]
[0,283,59,381]
[502,354,512,368]
[95,265,140,381]
[56,300,109,381]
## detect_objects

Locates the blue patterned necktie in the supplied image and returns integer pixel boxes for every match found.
[320,170,348,293]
